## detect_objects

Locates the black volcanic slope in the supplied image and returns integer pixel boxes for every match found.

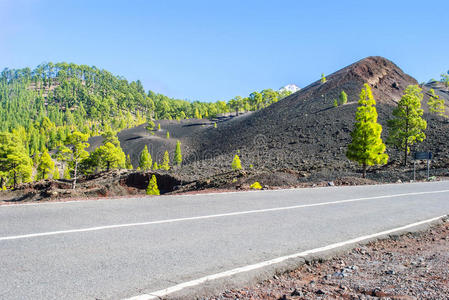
[97,56,449,182]
[179,56,449,180]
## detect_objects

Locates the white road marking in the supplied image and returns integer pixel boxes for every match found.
[1,189,448,242]
[125,214,447,300]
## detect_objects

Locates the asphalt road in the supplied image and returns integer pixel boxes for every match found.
[1,181,449,299]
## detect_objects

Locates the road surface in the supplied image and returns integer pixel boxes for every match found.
[1,181,449,299]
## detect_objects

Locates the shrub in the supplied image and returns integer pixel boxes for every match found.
[250,182,262,190]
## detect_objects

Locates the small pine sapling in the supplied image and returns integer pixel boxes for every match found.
[250,182,262,190]
[146,175,160,195]
[231,155,242,170]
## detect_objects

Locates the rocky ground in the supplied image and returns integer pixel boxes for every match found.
[207,218,449,300]
[2,165,448,204]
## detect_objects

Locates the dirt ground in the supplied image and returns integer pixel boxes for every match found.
[207,218,449,300]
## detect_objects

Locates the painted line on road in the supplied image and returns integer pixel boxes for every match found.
[125,214,448,300]
[1,189,448,242]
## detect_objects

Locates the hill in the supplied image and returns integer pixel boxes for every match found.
[175,56,449,182]
[93,56,449,187]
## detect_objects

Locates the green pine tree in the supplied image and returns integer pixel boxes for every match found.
[63,166,71,179]
[153,162,158,170]
[94,142,126,171]
[441,73,449,87]
[146,119,155,131]
[36,150,55,180]
[146,175,160,195]
[320,73,327,84]
[166,131,170,139]
[231,155,242,170]
[427,88,445,117]
[346,84,388,178]
[125,154,133,169]
[53,167,60,179]
[333,99,338,107]
[139,145,152,171]
[174,140,182,166]
[0,132,33,188]
[160,151,170,171]
[65,131,89,189]
[387,85,427,166]
[339,90,348,105]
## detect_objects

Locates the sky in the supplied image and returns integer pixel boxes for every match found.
[0,0,448,101]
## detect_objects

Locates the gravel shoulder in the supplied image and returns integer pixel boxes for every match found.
[209,218,449,300]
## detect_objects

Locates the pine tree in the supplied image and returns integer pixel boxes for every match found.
[101,129,120,146]
[174,140,182,166]
[53,167,60,179]
[94,142,126,171]
[146,119,155,131]
[146,175,160,195]
[0,132,33,188]
[160,151,170,170]
[339,90,348,105]
[139,145,152,171]
[36,150,55,180]
[346,84,388,178]
[166,131,170,139]
[231,155,242,170]
[57,145,72,177]
[387,85,427,166]
[157,123,161,131]
[65,131,89,189]
[427,89,445,117]
[441,72,449,87]
[194,108,201,119]
[63,166,71,179]
[333,99,338,107]
[320,73,327,84]
[125,154,133,169]
[153,162,158,170]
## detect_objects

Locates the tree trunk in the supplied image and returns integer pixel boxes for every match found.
[404,109,409,166]
[107,161,110,172]
[403,142,408,166]
[13,171,17,190]
[362,163,367,179]
[72,161,78,189]
[235,108,239,116]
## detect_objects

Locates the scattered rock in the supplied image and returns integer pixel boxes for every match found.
[211,220,449,300]
[315,289,326,295]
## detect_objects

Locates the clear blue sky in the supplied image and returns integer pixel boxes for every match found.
[1,0,448,101]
